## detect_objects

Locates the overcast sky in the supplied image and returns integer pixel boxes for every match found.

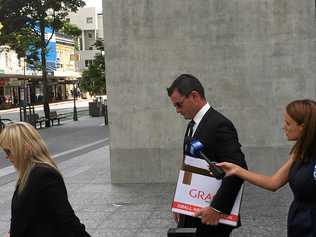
[84,0,103,13]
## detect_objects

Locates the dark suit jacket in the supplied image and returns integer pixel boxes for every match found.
[10,165,90,237]
[182,107,247,229]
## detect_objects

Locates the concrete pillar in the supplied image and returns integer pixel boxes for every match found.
[82,31,85,51]
[103,0,316,183]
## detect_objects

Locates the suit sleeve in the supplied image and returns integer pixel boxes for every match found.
[41,170,91,237]
[210,120,248,214]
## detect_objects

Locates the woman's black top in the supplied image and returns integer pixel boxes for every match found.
[10,165,90,237]
[288,156,316,237]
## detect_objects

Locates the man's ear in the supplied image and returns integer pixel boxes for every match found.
[191,90,199,99]
[191,90,204,102]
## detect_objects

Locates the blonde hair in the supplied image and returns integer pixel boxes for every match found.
[0,122,59,193]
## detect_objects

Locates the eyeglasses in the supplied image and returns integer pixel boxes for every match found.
[3,149,11,157]
[174,97,186,108]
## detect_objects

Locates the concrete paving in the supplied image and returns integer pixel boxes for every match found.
[0,118,292,236]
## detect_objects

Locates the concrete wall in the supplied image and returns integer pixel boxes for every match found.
[75,50,99,72]
[84,30,96,50]
[103,0,316,183]
[97,14,104,39]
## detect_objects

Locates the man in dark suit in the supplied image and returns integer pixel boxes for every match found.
[167,74,248,237]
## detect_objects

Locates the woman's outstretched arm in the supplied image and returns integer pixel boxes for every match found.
[217,155,294,191]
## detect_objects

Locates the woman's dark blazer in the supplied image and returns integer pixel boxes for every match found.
[10,165,90,237]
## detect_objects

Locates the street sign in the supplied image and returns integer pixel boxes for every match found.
[7,79,22,87]
[70,54,80,61]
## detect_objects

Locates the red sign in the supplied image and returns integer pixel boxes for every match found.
[0,80,7,86]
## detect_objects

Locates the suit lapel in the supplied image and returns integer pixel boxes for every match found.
[193,107,214,139]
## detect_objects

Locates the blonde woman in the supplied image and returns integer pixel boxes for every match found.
[218,99,316,237]
[1,122,90,237]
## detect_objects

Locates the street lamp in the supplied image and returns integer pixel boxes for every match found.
[73,82,78,121]
[19,57,27,122]
[70,53,80,121]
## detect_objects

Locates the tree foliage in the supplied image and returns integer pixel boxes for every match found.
[59,21,81,50]
[60,21,81,38]
[0,0,85,126]
[80,39,106,96]
[0,24,40,66]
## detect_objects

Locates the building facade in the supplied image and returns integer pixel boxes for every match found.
[0,29,79,109]
[0,46,22,75]
[66,7,104,72]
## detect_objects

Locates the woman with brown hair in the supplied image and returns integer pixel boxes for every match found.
[217,99,316,237]
[0,122,90,237]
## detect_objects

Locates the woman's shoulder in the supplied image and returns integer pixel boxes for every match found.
[21,164,62,194]
[30,164,61,180]
[32,163,58,171]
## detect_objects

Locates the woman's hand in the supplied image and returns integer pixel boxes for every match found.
[4,232,10,237]
[216,162,240,177]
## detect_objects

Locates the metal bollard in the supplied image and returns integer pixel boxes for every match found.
[167,228,196,237]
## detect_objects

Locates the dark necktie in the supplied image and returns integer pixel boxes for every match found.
[183,120,195,156]
[185,120,195,138]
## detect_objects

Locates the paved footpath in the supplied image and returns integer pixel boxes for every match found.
[0,123,292,236]
[0,98,93,121]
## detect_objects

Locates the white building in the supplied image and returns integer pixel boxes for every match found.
[66,7,104,72]
[0,46,23,75]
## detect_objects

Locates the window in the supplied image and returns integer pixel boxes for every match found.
[88,33,93,38]
[79,38,83,50]
[66,18,70,22]
[86,17,93,24]
[85,60,94,67]
[56,58,61,69]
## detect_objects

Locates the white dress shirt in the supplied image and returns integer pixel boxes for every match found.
[191,102,210,136]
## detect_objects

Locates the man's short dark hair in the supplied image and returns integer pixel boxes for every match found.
[167,74,205,99]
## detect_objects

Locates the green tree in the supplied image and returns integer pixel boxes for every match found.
[0,25,41,68]
[0,0,85,127]
[80,39,106,96]
[60,21,81,50]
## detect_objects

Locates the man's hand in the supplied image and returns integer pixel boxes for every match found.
[194,207,226,225]
[172,212,180,223]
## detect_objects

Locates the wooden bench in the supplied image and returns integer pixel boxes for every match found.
[50,111,66,126]
[26,114,48,129]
